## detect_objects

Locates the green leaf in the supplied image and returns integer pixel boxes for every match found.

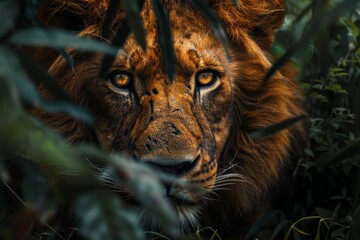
[152,0,176,81]
[75,193,144,240]
[0,47,93,123]
[250,115,306,139]
[17,53,71,101]
[190,0,231,60]
[10,29,119,56]
[124,0,147,50]
[0,0,19,37]
[0,114,90,176]
[99,21,131,77]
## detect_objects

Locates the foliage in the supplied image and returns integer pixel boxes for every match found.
[259,0,360,239]
[0,0,359,240]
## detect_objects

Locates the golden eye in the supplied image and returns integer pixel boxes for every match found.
[109,72,132,88]
[196,71,218,87]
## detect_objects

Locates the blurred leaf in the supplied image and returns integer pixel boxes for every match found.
[17,53,71,101]
[99,22,131,77]
[124,0,147,51]
[21,172,49,207]
[102,0,122,38]
[75,193,144,240]
[23,3,76,71]
[250,115,306,139]
[152,0,176,81]
[73,146,178,236]
[10,29,119,56]
[190,0,231,60]
[0,47,93,123]
[0,0,19,37]
[0,46,43,106]
[0,102,90,176]
[110,155,178,237]
[245,211,279,239]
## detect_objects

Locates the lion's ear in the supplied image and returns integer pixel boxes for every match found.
[37,0,109,31]
[211,0,286,50]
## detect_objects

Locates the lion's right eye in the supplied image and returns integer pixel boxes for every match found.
[196,70,219,88]
[108,72,132,89]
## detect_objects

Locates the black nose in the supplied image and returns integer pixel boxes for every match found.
[146,155,200,176]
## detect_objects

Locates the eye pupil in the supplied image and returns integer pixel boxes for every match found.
[109,72,131,88]
[197,71,216,86]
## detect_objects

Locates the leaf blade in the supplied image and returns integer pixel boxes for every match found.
[10,29,119,56]
[191,0,231,60]
[124,0,147,51]
[152,0,176,81]
[250,115,306,139]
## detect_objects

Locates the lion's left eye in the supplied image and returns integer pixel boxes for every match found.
[196,71,219,87]
[108,72,132,89]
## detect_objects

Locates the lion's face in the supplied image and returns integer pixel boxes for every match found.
[36,0,306,233]
[83,7,233,220]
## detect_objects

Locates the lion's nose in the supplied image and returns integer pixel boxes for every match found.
[145,155,200,176]
[134,118,202,175]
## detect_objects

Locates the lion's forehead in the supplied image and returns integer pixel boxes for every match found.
[119,35,226,79]
[116,2,226,77]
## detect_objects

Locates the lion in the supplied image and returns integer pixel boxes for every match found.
[33,0,306,238]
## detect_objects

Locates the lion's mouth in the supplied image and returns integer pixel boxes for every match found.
[146,154,201,176]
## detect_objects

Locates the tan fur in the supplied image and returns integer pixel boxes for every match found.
[33,0,306,236]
